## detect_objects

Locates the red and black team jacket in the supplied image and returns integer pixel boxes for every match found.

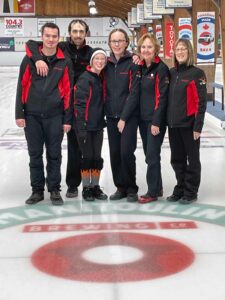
[74,66,106,133]
[167,64,207,132]
[15,47,73,125]
[139,56,169,126]
[26,39,93,84]
[104,51,141,121]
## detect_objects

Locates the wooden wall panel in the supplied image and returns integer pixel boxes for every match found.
[35,0,89,16]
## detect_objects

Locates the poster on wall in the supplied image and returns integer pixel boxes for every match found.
[165,0,192,7]
[155,24,164,57]
[38,19,56,37]
[178,18,192,41]
[152,0,174,15]
[144,0,162,20]
[0,37,14,51]
[131,7,138,26]
[137,4,145,24]
[165,21,175,59]
[4,17,24,36]
[0,0,35,16]
[197,11,215,63]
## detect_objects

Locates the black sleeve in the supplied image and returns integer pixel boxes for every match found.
[74,75,91,132]
[120,63,141,121]
[152,64,170,127]
[26,40,66,63]
[193,69,207,132]
[26,40,43,63]
[62,59,74,125]
[15,56,30,120]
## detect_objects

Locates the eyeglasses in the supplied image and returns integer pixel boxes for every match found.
[175,48,187,52]
[110,40,126,45]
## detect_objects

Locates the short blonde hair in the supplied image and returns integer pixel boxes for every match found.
[174,38,194,66]
[137,33,160,56]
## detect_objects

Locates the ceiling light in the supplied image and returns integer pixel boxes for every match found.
[88,0,97,15]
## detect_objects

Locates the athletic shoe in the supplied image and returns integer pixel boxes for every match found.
[25,192,44,205]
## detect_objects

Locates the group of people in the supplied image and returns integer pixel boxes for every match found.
[15,19,207,206]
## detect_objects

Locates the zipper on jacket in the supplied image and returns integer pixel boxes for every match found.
[114,64,118,118]
[170,74,179,127]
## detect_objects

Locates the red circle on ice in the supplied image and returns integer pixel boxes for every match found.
[32,232,195,282]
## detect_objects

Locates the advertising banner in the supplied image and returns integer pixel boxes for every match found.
[0,37,14,51]
[178,18,192,41]
[165,0,192,7]
[155,24,164,57]
[144,0,162,20]
[38,19,56,37]
[0,0,35,16]
[137,4,145,24]
[4,17,24,36]
[165,21,175,59]
[152,0,174,15]
[197,12,215,63]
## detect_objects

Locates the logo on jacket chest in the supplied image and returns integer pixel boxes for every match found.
[147,73,155,80]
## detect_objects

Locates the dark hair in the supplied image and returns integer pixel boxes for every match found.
[68,19,89,34]
[41,22,60,36]
[108,28,129,51]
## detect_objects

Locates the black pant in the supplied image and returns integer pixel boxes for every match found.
[66,128,81,188]
[139,120,166,196]
[168,127,201,198]
[107,116,138,194]
[78,130,104,170]
[24,114,64,192]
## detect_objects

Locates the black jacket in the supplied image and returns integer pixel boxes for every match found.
[74,67,105,132]
[140,56,169,126]
[15,48,73,125]
[26,39,93,84]
[167,64,207,132]
[104,51,141,121]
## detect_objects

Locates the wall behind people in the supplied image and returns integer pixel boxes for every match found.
[0,17,132,65]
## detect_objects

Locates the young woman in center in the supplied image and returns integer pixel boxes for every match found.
[74,48,108,201]
[137,33,170,204]
[104,28,141,202]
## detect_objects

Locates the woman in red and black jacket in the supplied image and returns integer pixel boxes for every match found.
[137,33,170,204]
[167,38,207,204]
[74,48,108,202]
[104,28,141,202]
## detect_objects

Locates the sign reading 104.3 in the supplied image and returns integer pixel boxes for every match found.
[4,17,24,36]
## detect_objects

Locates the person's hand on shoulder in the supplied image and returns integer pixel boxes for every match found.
[36,60,48,76]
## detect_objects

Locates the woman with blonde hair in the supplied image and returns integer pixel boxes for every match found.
[137,33,170,204]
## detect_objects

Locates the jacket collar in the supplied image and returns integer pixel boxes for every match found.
[39,46,65,59]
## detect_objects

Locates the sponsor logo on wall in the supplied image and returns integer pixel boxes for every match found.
[0,37,15,51]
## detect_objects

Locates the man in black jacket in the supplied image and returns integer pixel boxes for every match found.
[16,23,73,205]
[26,20,93,199]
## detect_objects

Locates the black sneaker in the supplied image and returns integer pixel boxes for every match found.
[50,190,64,206]
[25,192,44,205]
[166,194,182,202]
[109,190,127,200]
[179,196,197,204]
[66,186,78,198]
[82,187,95,201]
[93,185,108,200]
[127,193,138,202]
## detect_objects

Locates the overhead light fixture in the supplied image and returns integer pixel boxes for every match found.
[88,0,97,15]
